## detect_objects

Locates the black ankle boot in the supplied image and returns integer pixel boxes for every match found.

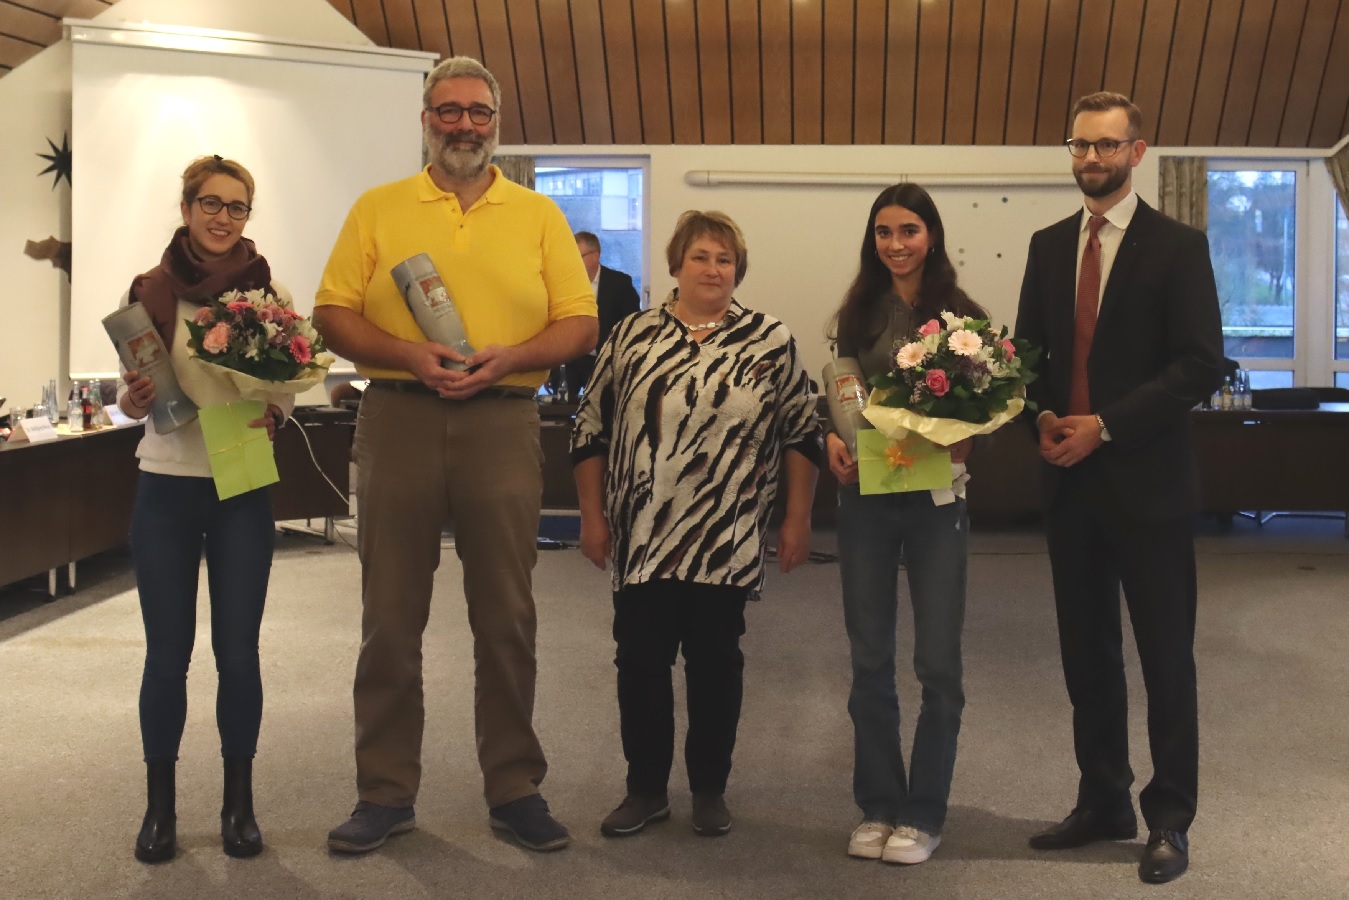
[135,760,176,863]
[221,756,263,858]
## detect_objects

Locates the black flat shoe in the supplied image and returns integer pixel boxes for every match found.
[1139,829,1189,884]
[1029,807,1137,850]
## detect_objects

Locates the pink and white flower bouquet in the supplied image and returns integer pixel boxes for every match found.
[184,288,333,400]
[864,312,1040,446]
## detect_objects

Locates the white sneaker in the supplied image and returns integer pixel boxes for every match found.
[848,821,894,859]
[882,825,941,864]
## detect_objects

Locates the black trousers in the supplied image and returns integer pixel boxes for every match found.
[612,579,749,798]
[1044,461,1199,833]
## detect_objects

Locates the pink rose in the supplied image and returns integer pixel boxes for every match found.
[290,334,312,365]
[925,369,950,396]
[202,322,231,355]
[918,319,943,337]
[193,307,215,326]
[226,300,251,314]
[1000,338,1016,360]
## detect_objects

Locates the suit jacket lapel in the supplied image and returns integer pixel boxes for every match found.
[1096,199,1153,330]
[1051,213,1083,357]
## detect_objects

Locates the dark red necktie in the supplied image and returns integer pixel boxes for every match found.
[1068,215,1107,416]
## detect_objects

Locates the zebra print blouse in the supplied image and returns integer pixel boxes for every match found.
[571,295,822,594]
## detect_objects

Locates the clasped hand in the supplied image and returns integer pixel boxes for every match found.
[1039,413,1102,467]
[409,341,517,399]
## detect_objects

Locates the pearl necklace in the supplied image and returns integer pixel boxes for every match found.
[669,300,727,333]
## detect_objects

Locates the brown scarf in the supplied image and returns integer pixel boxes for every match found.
[129,225,272,345]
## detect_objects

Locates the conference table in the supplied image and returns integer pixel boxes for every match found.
[1190,402,1349,531]
[6,399,1345,598]
[0,409,352,597]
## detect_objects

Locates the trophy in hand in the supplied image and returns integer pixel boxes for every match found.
[391,253,475,371]
[103,304,199,433]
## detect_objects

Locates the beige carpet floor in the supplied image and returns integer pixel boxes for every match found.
[1,516,1346,899]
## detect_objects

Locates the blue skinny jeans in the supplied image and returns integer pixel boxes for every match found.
[131,473,273,761]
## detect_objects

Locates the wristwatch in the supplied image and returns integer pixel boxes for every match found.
[1095,414,1111,441]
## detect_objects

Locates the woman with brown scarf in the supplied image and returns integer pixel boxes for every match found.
[118,156,290,864]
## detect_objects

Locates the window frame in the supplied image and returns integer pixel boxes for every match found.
[532,154,652,309]
[1206,158,1344,388]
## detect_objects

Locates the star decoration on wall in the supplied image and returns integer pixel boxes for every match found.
[38,133,72,189]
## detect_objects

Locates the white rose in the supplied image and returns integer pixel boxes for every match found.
[941,311,966,329]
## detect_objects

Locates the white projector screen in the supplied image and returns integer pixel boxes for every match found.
[70,25,433,377]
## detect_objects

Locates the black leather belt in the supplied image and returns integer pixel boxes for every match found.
[368,380,536,401]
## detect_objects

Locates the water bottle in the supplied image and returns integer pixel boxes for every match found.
[390,253,475,371]
[1236,370,1252,410]
[89,378,104,425]
[68,383,84,433]
[1219,377,1234,411]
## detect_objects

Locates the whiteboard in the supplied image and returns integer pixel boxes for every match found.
[69,32,431,377]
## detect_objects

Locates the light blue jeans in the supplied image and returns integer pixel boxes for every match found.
[837,484,968,834]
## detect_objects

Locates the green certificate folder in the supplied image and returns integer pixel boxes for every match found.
[198,401,279,501]
[856,429,953,495]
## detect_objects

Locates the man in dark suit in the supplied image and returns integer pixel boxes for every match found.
[1013,92,1224,885]
[561,231,641,397]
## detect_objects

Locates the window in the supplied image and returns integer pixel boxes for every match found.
[1337,201,1349,368]
[535,164,646,303]
[1203,161,1349,388]
[1207,169,1297,362]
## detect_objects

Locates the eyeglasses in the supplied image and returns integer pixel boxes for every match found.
[1066,137,1136,158]
[426,103,497,126]
[195,195,251,220]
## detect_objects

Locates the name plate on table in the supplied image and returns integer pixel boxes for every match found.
[8,417,59,444]
[97,405,135,428]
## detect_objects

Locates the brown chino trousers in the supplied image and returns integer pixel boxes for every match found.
[351,385,547,809]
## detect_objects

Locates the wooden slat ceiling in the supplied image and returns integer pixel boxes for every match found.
[5,0,1348,148]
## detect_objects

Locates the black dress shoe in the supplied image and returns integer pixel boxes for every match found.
[1139,829,1188,883]
[1029,807,1138,850]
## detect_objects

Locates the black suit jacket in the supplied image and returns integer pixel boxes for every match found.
[1014,199,1224,521]
[595,265,641,348]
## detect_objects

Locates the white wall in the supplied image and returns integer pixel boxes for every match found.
[511,143,1162,381]
[0,41,71,417]
[0,0,374,413]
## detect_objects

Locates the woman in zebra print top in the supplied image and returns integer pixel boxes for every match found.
[571,210,821,840]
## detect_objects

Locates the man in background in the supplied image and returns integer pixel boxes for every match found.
[557,231,640,397]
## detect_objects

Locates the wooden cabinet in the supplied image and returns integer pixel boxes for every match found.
[0,410,354,593]
[0,424,143,590]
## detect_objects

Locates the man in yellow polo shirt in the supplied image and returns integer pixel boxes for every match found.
[314,56,596,855]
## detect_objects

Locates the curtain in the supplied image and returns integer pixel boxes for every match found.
[495,155,536,190]
[1157,156,1208,230]
[1328,143,1349,219]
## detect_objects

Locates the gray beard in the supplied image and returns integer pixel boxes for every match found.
[425,127,498,180]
